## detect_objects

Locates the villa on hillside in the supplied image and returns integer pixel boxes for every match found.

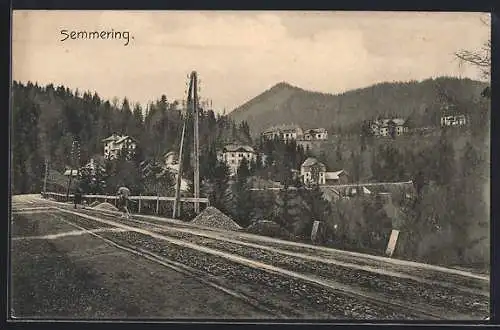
[369,118,408,137]
[217,144,257,176]
[102,133,137,160]
[261,125,328,145]
[163,151,180,173]
[261,124,304,142]
[301,128,328,141]
[300,157,348,186]
[441,113,468,127]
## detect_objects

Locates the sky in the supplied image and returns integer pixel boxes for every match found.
[12,11,490,113]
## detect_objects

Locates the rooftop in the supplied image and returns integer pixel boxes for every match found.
[222,144,256,153]
[325,170,347,180]
[301,157,325,169]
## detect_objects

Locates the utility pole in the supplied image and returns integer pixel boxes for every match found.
[173,123,186,218]
[66,139,80,202]
[193,71,200,214]
[43,158,49,195]
[173,70,201,217]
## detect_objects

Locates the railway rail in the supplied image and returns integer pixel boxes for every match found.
[11,195,490,320]
[48,207,475,319]
[72,208,489,319]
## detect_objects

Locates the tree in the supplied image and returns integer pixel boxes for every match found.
[299,185,330,239]
[210,160,231,212]
[455,19,490,80]
[132,103,144,138]
[232,157,253,226]
[120,98,133,134]
[436,132,455,186]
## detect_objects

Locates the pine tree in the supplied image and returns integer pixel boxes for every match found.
[120,97,133,135]
[299,185,330,238]
[232,157,253,226]
[436,131,455,186]
[211,160,231,212]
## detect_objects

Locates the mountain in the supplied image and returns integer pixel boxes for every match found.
[228,77,488,136]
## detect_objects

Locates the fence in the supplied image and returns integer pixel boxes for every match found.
[41,192,210,218]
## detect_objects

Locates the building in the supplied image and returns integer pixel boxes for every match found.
[261,124,304,142]
[441,114,467,127]
[300,158,350,186]
[83,158,106,176]
[281,126,304,142]
[217,144,257,176]
[102,133,137,160]
[300,157,327,185]
[63,169,79,177]
[261,127,282,140]
[370,118,408,137]
[301,128,328,141]
[163,151,180,173]
[325,170,349,185]
[140,157,189,193]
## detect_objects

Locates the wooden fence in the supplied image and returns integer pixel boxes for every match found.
[41,192,209,217]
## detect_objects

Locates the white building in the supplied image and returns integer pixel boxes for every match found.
[163,151,180,173]
[217,144,257,176]
[300,157,327,185]
[102,134,137,160]
[370,118,408,137]
[441,114,467,127]
[300,158,349,186]
[302,128,328,141]
[261,124,304,142]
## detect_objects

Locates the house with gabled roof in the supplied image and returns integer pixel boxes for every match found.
[300,157,350,186]
[370,118,408,137]
[102,133,137,160]
[325,169,349,185]
[261,124,304,142]
[217,144,257,176]
[300,157,327,185]
[302,128,328,141]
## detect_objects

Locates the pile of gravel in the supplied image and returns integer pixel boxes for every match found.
[245,220,293,240]
[93,202,119,212]
[191,207,242,231]
[89,201,101,207]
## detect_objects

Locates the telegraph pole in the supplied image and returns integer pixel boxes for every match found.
[66,139,80,202]
[192,71,200,214]
[173,71,201,218]
[173,123,186,218]
[43,158,49,195]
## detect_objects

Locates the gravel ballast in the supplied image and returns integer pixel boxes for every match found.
[191,207,242,231]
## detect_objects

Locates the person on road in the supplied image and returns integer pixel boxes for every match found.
[74,186,83,209]
[117,186,131,219]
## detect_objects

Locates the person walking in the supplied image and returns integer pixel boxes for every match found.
[74,186,83,209]
[117,186,131,219]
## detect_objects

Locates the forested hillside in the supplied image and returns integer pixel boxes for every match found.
[11,81,253,195]
[11,79,490,269]
[229,77,487,135]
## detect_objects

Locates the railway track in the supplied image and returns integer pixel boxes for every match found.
[11,197,489,320]
[52,214,292,319]
[72,208,489,319]
[52,207,460,319]
[73,207,489,292]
